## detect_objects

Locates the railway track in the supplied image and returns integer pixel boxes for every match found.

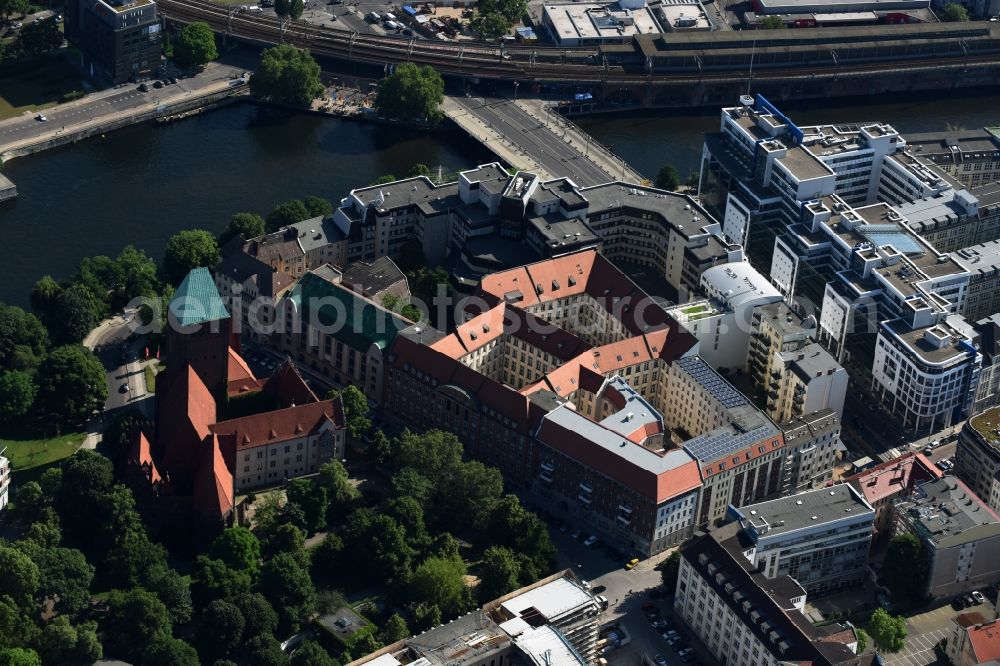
[157,0,1000,83]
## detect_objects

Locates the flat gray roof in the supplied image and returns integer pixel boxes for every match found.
[898,476,1000,548]
[735,484,873,539]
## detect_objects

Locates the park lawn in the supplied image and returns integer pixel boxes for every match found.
[144,361,164,393]
[0,57,85,120]
[1,431,85,474]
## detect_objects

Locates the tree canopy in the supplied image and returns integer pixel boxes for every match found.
[880,533,928,605]
[222,212,266,244]
[251,44,324,106]
[163,229,221,285]
[0,371,36,421]
[101,588,173,662]
[657,551,680,593]
[174,21,218,69]
[655,164,681,191]
[375,62,445,124]
[867,608,907,653]
[266,199,312,232]
[52,284,104,344]
[35,345,107,424]
[759,15,786,28]
[939,2,969,20]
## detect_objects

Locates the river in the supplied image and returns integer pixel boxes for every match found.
[2,93,999,307]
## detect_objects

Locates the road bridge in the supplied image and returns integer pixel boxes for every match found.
[443,95,645,187]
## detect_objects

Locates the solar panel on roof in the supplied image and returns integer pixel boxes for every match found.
[676,357,748,409]
[685,425,773,462]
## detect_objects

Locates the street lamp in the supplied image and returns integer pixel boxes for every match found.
[513,81,519,100]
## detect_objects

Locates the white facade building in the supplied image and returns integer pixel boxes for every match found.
[0,449,9,513]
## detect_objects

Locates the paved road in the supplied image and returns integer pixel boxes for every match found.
[0,62,246,152]
[449,95,629,186]
[885,596,996,666]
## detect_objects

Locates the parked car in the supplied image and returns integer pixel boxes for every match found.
[654,654,668,666]
[651,619,670,629]
[625,558,640,570]
[35,113,47,122]
[11,21,22,29]
[681,653,698,663]
[571,529,581,539]
[973,591,986,605]
[583,535,598,547]
[671,640,689,652]
[953,597,968,610]
[678,648,694,658]
[965,594,977,607]
[921,447,933,456]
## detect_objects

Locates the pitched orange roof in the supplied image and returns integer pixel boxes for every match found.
[129,431,162,484]
[159,365,218,478]
[968,620,1000,663]
[210,399,343,450]
[193,435,235,518]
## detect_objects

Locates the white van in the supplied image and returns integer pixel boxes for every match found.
[367,11,381,21]
[383,11,397,20]
[384,20,402,29]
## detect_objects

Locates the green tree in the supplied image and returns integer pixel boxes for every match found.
[35,345,107,424]
[391,467,432,509]
[386,496,428,545]
[52,284,104,344]
[329,385,371,439]
[939,1,969,19]
[343,509,414,583]
[266,199,312,232]
[375,62,445,124]
[288,0,304,18]
[289,640,336,666]
[197,599,246,658]
[9,482,44,526]
[250,44,324,106]
[856,628,869,654]
[286,479,329,535]
[74,254,119,305]
[477,546,520,603]
[880,533,928,605]
[758,15,786,27]
[146,565,194,625]
[0,596,39,650]
[370,174,397,185]
[469,11,511,40]
[868,608,907,653]
[263,522,306,560]
[247,634,289,666]
[222,212,266,244]
[34,616,100,664]
[318,459,360,522]
[0,371,35,421]
[657,551,680,594]
[55,450,114,547]
[211,527,263,577]
[0,0,30,24]
[379,613,410,644]
[233,592,279,639]
[302,195,332,218]
[0,648,42,666]
[18,541,94,617]
[258,553,316,633]
[0,546,40,609]
[309,533,344,587]
[116,245,161,304]
[99,408,148,473]
[29,276,62,327]
[191,556,253,611]
[407,554,472,619]
[655,164,680,191]
[175,21,218,69]
[412,602,441,632]
[407,163,432,178]
[144,636,201,666]
[164,229,221,285]
[274,0,290,17]
[102,588,173,662]
[15,17,62,56]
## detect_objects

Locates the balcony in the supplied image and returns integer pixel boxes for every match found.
[539,471,553,484]
[579,481,593,494]
[618,503,633,515]
[771,371,782,380]
[767,390,779,399]
[578,494,592,505]
[540,461,555,473]
[616,514,631,526]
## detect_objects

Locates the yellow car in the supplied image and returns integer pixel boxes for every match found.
[625,558,640,570]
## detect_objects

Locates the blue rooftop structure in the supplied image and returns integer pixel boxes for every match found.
[169,267,230,327]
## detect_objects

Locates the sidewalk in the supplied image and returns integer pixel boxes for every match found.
[442,96,546,176]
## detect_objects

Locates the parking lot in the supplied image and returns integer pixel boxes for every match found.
[884,594,996,666]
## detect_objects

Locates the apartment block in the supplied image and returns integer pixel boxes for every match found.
[768,343,847,424]
[675,523,870,666]
[973,315,1000,415]
[668,356,786,527]
[906,128,1000,189]
[892,475,1000,599]
[213,251,295,344]
[779,409,841,494]
[729,485,875,596]
[350,571,600,666]
[947,613,1000,666]
[243,217,347,278]
[897,184,1000,253]
[845,451,941,540]
[952,241,1000,324]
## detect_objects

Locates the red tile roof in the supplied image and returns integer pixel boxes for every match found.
[193,435,235,518]
[210,399,344,450]
[845,452,942,505]
[227,347,263,396]
[128,431,162,484]
[536,415,703,503]
[263,360,319,407]
[158,365,218,478]
[968,620,1000,663]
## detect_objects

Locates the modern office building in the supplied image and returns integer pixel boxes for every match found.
[350,571,600,666]
[675,523,870,666]
[768,343,847,424]
[729,485,875,596]
[952,241,1000,324]
[892,475,1000,599]
[64,0,161,84]
[972,314,1000,415]
[778,409,841,494]
[845,451,941,540]
[897,184,1000,253]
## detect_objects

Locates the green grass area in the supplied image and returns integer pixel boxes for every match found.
[1,431,85,475]
[0,57,85,120]
[144,361,164,394]
[971,408,1000,440]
